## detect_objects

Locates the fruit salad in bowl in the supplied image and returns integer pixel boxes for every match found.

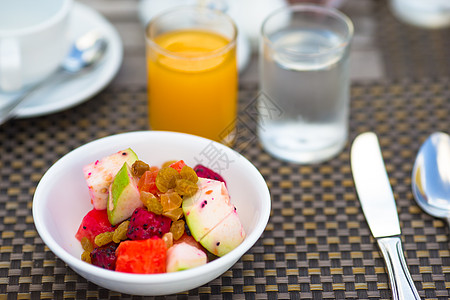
[76,148,245,273]
[32,131,271,295]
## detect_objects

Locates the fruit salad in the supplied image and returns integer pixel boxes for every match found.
[75,148,245,274]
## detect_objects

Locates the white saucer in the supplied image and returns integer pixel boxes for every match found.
[12,2,123,118]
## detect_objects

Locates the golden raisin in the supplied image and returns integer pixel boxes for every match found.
[175,179,199,196]
[81,250,92,263]
[94,231,114,247]
[170,219,185,240]
[160,191,183,211]
[132,160,150,178]
[163,207,184,221]
[156,167,181,193]
[180,165,198,183]
[140,191,163,214]
[81,236,93,252]
[161,160,178,169]
[113,220,130,243]
[162,232,174,248]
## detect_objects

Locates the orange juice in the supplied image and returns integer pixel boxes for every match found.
[147,29,237,143]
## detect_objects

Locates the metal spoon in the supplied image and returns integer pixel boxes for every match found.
[0,30,107,125]
[412,132,450,230]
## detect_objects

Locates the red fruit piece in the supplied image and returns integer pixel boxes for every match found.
[116,239,167,274]
[90,243,118,270]
[75,209,116,245]
[193,165,226,185]
[169,160,186,173]
[127,208,171,240]
[138,170,159,195]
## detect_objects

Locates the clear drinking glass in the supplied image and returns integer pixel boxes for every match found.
[259,4,354,164]
[145,6,238,145]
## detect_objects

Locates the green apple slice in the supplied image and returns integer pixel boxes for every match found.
[107,162,143,225]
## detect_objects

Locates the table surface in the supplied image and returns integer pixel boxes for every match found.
[1,0,450,299]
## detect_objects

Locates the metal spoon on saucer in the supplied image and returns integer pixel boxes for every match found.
[0,30,107,125]
[412,132,450,232]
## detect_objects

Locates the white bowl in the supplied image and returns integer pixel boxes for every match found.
[32,131,271,296]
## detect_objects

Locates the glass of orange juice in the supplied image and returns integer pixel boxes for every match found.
[145,6,238,144]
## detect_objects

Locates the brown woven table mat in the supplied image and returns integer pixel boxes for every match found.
[0,77,449,299]
[372,1,450,80]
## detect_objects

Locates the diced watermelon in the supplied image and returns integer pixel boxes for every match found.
[75,209,116,245]
[169,160,186,173]
[115,238,167,274]
[138,170,159,195]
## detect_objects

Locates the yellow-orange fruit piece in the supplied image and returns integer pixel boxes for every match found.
[94,231,114,247]
[113,220,130,243]
[161,160,177,169]
[81,236,93,252]
[140,191,163,215]
[81,250,92,263]
[156,167,181,193]
[163,207,184,221]
[170,219,185,240]
[131,160,150,178]
[160,191,183,211]
[175,179,198,196]
[162,232,174,248]
[180,165,198,183]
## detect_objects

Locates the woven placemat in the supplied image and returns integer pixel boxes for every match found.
[0,77,449,299]
[373,2,450,80]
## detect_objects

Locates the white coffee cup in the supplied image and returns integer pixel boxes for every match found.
[0,0,73,92]
[390,0,450,29]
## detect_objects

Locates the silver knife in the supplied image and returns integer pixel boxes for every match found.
[351,132,421,300]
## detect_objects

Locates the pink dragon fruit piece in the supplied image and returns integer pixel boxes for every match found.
[126,208,171,240]
[90,242,118,270]
[193,165,227,186]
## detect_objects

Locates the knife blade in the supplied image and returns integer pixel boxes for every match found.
[351,132,420,300]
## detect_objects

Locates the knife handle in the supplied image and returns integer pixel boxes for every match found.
[377,237,421,300]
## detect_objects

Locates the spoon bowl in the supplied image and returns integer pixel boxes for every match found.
[412,132,450,224]
[62,30,107,73]
[0,30,107,125]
